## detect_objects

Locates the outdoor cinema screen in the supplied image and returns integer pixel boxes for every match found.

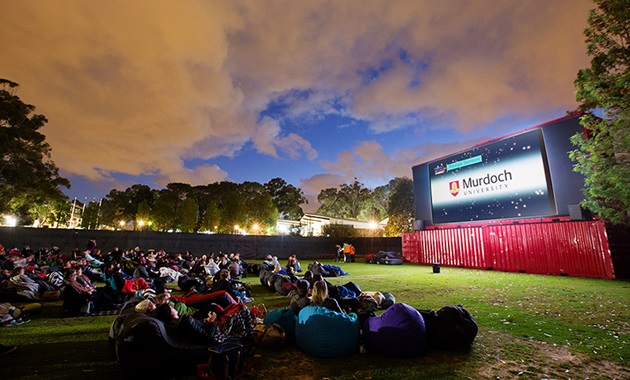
[429,128,556,224]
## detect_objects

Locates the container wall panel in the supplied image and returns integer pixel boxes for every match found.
[402,221,614,279]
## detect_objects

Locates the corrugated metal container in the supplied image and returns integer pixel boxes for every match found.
[403,220,615,279]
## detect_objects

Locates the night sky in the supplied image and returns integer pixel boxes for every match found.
[1,1,593,212]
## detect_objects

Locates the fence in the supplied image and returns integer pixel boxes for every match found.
[402,220,615,279]
[0,227,401,261]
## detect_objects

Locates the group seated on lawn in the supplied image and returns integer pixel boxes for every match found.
[0,242,477,377]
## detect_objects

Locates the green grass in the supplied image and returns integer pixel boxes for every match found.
[1,260,629,379]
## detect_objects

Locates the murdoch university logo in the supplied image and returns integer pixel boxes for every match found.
[449,181,460,197]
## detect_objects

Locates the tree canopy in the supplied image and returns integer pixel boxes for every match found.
[571,0,630,225]
[264,177,307,220]
[316,180,372,220]
[316,177,414,236]
[384,177,415,236]
[0,79,70,225]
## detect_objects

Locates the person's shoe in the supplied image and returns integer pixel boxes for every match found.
[0,345,17,356]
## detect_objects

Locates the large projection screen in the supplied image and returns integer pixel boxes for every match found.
[429,129,556,224]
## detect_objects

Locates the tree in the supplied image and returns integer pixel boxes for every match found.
[81,200,101,230]
[152,190,176,231]
[316,187,344,217]
[0,79,70,223]
[339,181,371,219]
[195,184,221,233]
[359,184,389,222]
[316,180,372,220]
[104,184,154,230]
[384,177,415,236]
[215,181,247,233]
[180,197,199,233]
[571,0,630,225]
[240,181,279,233]
[136,200,153,230]
[264,177,307,220]
[28,191,70,227]
[98,198,120,229]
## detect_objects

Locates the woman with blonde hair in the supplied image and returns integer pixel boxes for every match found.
[310,280,343,313]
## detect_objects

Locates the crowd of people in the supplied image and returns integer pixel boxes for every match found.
[258,253,378,323]
[0,239,262,309]
[0,238,271,358]
[0,239,373,364]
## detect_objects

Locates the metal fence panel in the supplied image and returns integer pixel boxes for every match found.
[403,221,615,279]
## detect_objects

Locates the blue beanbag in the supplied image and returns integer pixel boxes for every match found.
[263,307,297,342]
[296,306,360,357]
[362,302,427,357]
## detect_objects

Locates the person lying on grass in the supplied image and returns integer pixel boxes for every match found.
[151,301,255,346]
[63,267,118,315]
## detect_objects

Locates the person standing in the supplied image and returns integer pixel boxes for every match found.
[335,245,343,263]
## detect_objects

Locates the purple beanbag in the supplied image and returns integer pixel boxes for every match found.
[362,302,427,357]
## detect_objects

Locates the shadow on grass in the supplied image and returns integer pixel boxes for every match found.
[251,344,479,380]
[0,340,121,380]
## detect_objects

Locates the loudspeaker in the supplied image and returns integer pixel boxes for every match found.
[413,220,425,231]
[568,204,588,220]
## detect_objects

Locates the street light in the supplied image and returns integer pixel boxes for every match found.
[3,215,17,227]
[252,223,260,235]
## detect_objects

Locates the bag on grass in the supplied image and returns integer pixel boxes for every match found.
[380,292,395,310]
[253,323,286,348]
[208,342,243,380]
[420,304,478,350]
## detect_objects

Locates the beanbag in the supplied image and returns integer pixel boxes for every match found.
[376,251,404,265]
[296,306,360,357]
[420,304,478,350]
[362,302,427,357]
[115,312,209,375]
[263,307,297,342]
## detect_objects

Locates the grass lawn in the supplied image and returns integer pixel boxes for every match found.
[1,260,629,380]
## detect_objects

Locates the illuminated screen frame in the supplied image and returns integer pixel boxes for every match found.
[429,128,557,224]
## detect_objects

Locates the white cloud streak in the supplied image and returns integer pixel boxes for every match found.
[1,0,592,206]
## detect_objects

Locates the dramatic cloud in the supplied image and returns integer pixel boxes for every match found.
[1,0,593,206]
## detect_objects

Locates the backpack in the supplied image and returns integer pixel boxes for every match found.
[263,307,297,342]
[420,304,478,350]
[357,294,379,314]
[253,323,286,348]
